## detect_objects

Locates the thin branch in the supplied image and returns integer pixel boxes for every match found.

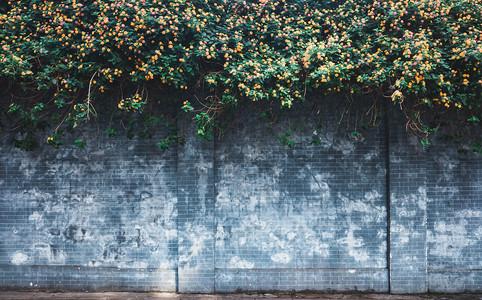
[85,70,99,120]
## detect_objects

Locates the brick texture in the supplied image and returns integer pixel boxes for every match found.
[426,140,482,292]
[388,110,428,294]
[0,101,480,293]
[177,125,215,293]
[0,124,178,291]
[214,102,387,292]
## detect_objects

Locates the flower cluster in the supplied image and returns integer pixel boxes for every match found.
[0,0,480,148]
[118,93,145,112]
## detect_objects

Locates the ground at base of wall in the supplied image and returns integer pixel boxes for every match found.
[0,292,481,300]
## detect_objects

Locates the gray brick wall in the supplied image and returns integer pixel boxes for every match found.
[0,101,481,293]
[215,269,388,292]
[177,125,215,293]
[214,102,387,292]
[0,126,178,291]
[387,110,428,293]
[426,141,482,292]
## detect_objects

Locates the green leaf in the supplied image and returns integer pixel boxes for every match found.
[75,139,86,150]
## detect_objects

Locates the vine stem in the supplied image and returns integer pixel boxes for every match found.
[85,70,99,120]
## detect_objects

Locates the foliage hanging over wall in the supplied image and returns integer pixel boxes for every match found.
[0,0,481,151]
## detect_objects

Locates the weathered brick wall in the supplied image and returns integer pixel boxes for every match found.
[0,102,480,293]
[0,131,178,291]
[388,110,428,293]
[426,140,482,292]
[177,129,215,293]
[214,102,388,292]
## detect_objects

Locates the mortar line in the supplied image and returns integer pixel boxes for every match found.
[213,267,387,271]
[0,264,176,271]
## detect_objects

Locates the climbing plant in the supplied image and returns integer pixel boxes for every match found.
[0,0,481,151]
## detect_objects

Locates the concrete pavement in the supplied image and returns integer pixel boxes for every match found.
[0,292,481,300]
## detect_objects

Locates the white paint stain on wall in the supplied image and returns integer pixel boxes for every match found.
[428,219,477,258]
[229,256,254,268]
[117,260,148,269]
[28,212,44,230]
[11,251,29,265]
[179,224,211,266]
[18,155,41,178]
[391,224,411,244]
[33,243,66,264]
[135,226,158,252]
[333,139,356,155]
[216,161,387,268]
[310,174,330,200]
[337,225,370,262]
[417,187,427,210]
[270,252,291,263]
[215,224,227,249]
[311,243,330,257]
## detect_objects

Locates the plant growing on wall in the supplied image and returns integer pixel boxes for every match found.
[0,0,480,151]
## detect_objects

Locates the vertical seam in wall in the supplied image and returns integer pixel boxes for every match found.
[385,101,391,293]
[212,136,216,293]
[175,140,179,292]
[424,144,428,292]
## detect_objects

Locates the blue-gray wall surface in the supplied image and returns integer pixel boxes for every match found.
[0,102,481,293]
